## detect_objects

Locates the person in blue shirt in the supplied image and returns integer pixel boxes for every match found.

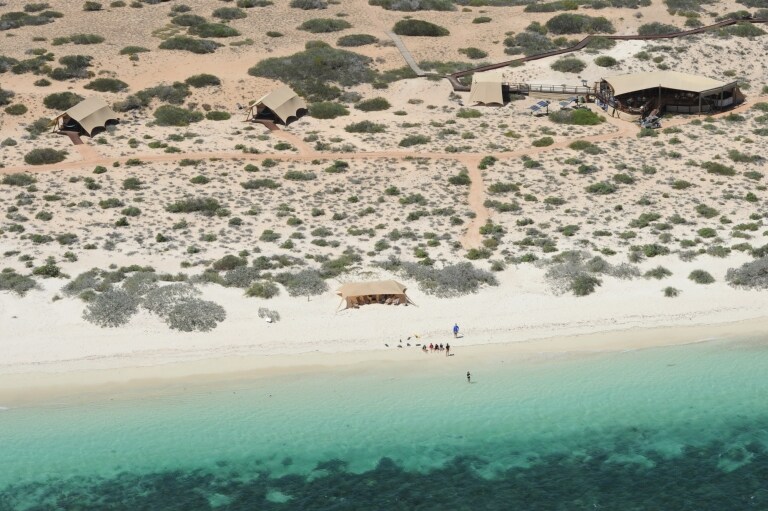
[453,323,459,338]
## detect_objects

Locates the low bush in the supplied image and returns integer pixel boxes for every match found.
[726,256,768,289]
[275,269,328,298]
[43,92,84,110]
[392,19,449,36]
[702,161,736,176]
[245,280,280,298]
[185,74,221,88]
[549,109,603,125]
[170,14,206,26]
[594,55,617,67]
[399,134,430,147]
[241,178,280,189]
[532,136,554,147]
[24,148,67,165]
[545,13,614,34]
[550,57,586,73]
[459,47,488,59]
[284,170,317,181]
[166,197,221,214]
[585,182,616,194]
[206,111,230,121]
[212,7,247,20]
[0,268,37,296]
[291,0,327,9]
[448,171,471,186]
[166,299,226,332]
[638,22,680,35]
[309,102,349,119]
[4,104,27,115]
[158,36,223,54]
[299,18,352,33]
[688,269,715,284]
[370,0,454,10]
[188,23,240,38]
[379,258,497,297]
[84,77,128,92]
[345,120,386,133]
[153,105,203,126]
[337,34,378,46]
[119,46,150,55]
[355,97,390,111]
[2,173,36,186]
[82,289,140,327]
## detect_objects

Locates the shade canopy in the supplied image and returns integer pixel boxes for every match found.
[604,71,733,97]
[469,71,504,105]
[248,85,307,124]
[336,280,412,309]
[52,96,118,136]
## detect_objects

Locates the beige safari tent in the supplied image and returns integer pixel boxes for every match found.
[246,85,307,125]
[469,71,504,106]
[51,96,118,136]
[336,280,413,310]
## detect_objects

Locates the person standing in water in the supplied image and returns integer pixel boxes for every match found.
[466,371,471,383]
[446,343,450,357]
[453,323,459,338]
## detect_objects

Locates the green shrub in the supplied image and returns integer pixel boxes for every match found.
[212,7,247,20]
[212,255,247,271]
[189,23,241,38]
[688,269,715,284]
[448,171,471,186]
[663,286,680,297]
[504,32,555,56]
[0,88,15,106]
[4,103,27,115]
[345,120,386,133]
[456,108,482,118]
[355,97,390,111]
[309,102,350,119]
[585,181,616,194]
[241,179,280,189]
[695,204,719,218]
[392,19,449,36]
[245,281,280,298]
[170,14,206,26]
[84,77,128,92]
[637,127,658,138]
[249,46,375,102]
[370,0,453,10]
[644,266,672,279]
[70,33,105,44]
[185,74,221,88]
[0,268,37,296]
[726,256,768,289]
[532,136,554,147]
[337,34,378,46]
[99,198,124,209]
[459,47,488,59]
[545,13,614,34]
[550,109,603,125]
[153,105,203,126]
[83,1,102,11]
[206,111,231,121]
[594,55,617,67]
[399,134,430,147]
[550,57,586,73]
[473,16,491,23]
[702,161,735,176]
[1,173,36,186]
[159,36,223,54]
[284,170,317,181]
[119,45,150,55]
[43,92,84,110]
[488,182,518,194]
[291,0,327,8]
[570,274,602,296]
[638,22,680,35]
[166,197,222,214]
[24,148,67,165]
[299,18,352,33]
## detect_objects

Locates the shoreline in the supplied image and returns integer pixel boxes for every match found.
[2,316,766,407]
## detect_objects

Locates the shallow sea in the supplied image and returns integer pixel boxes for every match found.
[1,337,767,510]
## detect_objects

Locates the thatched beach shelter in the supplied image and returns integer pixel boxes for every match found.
[336,280,413,310]
[50,96,118,136]
[245,85,307,125]
[469,71,505,106]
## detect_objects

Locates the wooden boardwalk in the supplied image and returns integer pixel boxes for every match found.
[386,31,426,77]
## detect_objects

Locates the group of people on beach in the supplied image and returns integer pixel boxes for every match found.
[423,343,450,356]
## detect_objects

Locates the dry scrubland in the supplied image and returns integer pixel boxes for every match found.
[1,0,768,341]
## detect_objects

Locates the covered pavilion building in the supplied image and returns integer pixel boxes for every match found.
[469,70,506,106]
[598,71,743,116]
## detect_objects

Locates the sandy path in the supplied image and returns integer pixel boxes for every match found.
[5,98,765,248]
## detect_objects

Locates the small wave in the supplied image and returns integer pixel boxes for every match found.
[0,406,9,411]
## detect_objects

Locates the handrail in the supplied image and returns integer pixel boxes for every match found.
[447,17,768,92]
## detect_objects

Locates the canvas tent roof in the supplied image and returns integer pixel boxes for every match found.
[336,280,408,298]
[53,96,117,136]
[469,71,504,105]
[604,71,734,97]
[249,85,307,124]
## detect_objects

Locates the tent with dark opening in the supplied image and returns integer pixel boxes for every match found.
[469,70,504,106]
[245,85,307,125]
[50,96,118,136]
[336,280,413,310]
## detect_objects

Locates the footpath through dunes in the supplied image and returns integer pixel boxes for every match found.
[3,95,766,248]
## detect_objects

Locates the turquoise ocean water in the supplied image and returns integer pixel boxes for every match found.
[1,337,768,510]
